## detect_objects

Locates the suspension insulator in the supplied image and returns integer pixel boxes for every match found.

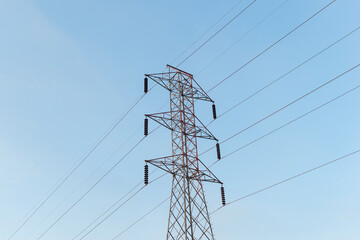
[221,186,226,206]
[144,118,148,136]
[216,142,221,160]
[212,104,217,120]
[144,164,149,185]
[144,77,148,93]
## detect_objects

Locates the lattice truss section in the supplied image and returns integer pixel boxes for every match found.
[145,67,212,102]
[146,111,217,141]
[144,65,222,240]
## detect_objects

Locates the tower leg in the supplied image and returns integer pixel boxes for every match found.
[166,173,215,240]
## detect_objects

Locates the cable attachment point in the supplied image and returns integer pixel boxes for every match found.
[212,103,217,120]
[216,142,221,160]
[221,185,226,206]
[144,118,148,136]
[144,77,148,93]
[144,164,149,185]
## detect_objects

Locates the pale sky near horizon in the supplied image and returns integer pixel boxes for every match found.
[0,0,360,239]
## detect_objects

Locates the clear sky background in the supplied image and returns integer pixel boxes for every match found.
[0,0,359,239]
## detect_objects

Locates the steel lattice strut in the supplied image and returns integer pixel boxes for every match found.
[144,65,224,240]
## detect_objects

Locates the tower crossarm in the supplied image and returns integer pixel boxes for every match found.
[145,65,213,102]
[146,154,222,184]
[145,111,218,141]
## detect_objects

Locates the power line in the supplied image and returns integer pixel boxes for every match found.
[204,83,360,171]
[72,182,142,239]
[171,0,245,65]
[136,3,332,152]
[69,126,161,239]
[111,197,170,240]
[34,135,147,240]
[48,1,257,230]
[10,1,327,236]
[177,0,257,67]
[108,82,360,236]
[5,92,147,240]
[27,1,341,236]
[35,0,254,231]
[8,81,160,240]
[201,63,360,156]
[78,173,167,240]
[6,1,259,236]
[196,0,291,76]
[206,26,360,126]
[80,186,146,239]
[71,169,157,240]
[211,148,360,215]
[76,66,358,239]
[100,39,358,239]
[1,184,58,240]
[25,126,142,238]
[207,0,338,93]
[26,105,163,238]
[96,2,254,168]
[219,83,360,160]
[85,1,351,235]
[98,24,354,237]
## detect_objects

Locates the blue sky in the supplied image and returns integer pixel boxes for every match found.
[0,0,359,239]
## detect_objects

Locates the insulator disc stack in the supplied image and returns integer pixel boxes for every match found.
[144,164,149,185]
[144,77,148,93]
[144,118,148,136]
[212,104,217,120]
[216,143,221,160]
[221,186,226,206]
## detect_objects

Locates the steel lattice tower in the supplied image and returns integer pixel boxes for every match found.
[143,65,224,240]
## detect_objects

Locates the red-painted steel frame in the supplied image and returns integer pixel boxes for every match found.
[145,65,220,240]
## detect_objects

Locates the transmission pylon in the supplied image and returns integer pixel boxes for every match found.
[143,65,225,240]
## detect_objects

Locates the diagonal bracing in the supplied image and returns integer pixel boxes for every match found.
[144,65,224,240]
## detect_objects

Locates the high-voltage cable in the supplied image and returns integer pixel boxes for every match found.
[116,84,360,235]
[82,2,354,234]
[25,126,142,238]
[6,1,258,237]
[78,173,166,240]
[29,1,340,237]
[34,136,147,240]
[171,0,245,65]
[201,63,360,156]
[196,0,291,76]
[207,0,338,93]
[177,0,257,67]
[86,8,352,236]
[211,148,360,214]
[71,169,158,240]
[217,83,360,162]
[207,26,360,126]
[5,92,148,240]
[79,187,145,240]
[111,197,170,240]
